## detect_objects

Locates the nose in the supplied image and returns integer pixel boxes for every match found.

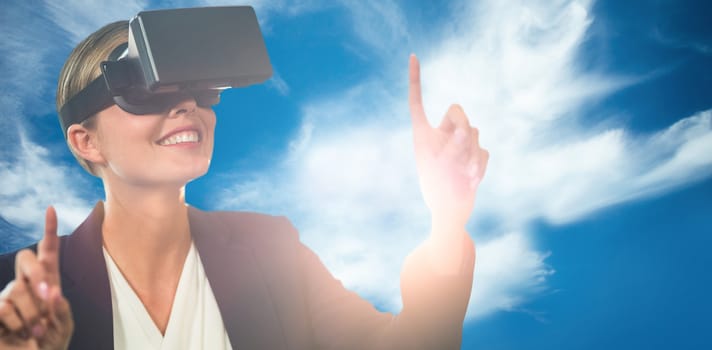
[168,96,197,117]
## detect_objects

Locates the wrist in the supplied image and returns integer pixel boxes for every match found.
[430,216,467,241]
[424,227,470,275]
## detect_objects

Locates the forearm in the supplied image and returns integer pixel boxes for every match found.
[395,232,475,349]
[301,224,475,349]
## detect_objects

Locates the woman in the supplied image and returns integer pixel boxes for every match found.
[0,16,488,350]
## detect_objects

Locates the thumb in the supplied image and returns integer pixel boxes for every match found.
[48,286,72,329]
[44,286,73,349]
[53,289,71,324]
[38,206,60,286]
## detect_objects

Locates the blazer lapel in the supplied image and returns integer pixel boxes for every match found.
[189,207,286,350]
[60,202,114,350]
[55,203,283,350]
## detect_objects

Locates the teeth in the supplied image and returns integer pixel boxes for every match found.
[159,130,200,146]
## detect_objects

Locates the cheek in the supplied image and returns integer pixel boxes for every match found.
[206,111,217,131]
[204,111,217,144]
[103,134,145,170]
[98,122,154,168]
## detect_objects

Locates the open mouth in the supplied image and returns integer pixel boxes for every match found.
[157,130,201,146]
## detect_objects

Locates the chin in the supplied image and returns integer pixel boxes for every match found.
[186,169,210,183]
[182,161,212,182]
[147,161,210,186]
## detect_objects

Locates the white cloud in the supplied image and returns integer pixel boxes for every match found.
[0,131,94,237]
[1,0,709,324]
[0,2,61,118]
[338,0,410,58]
[43,0,147,44]
[0,0,133,239]
[216,0,712,322]
[471,231,554,318]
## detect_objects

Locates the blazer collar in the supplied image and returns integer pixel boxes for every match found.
[58,202,283,350]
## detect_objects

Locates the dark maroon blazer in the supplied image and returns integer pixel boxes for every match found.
[1,203,474,349]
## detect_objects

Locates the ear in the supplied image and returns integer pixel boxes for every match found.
[67,123,106,164]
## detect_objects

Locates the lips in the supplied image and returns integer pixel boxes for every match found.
[157,127,202,146]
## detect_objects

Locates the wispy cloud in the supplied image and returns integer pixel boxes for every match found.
[195,0,326,34]
[0,2,62,120]
[338,0,410,59]
[44,0,147,44]
[472,231,554,318]
[266,71,291,96]
[0,0,144,238]
[651,27,712,56]
[216,0,712,321]
[0,132,95,237]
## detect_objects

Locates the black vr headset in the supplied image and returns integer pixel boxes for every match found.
[59,6,273,137]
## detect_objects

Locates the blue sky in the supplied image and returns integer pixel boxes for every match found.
[1,0,711,348]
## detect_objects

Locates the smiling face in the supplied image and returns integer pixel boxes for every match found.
[91,97,216,188]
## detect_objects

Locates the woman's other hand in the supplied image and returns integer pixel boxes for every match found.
[0,207,74,350]
[408,55,489,237]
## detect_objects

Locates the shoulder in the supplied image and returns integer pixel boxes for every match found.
[189,207,301,248]
[190,209,312,284]
[212,210,298,234]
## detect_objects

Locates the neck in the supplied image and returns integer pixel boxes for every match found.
[100,179,193,288]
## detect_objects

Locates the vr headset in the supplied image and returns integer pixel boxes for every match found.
[59,6,273,137]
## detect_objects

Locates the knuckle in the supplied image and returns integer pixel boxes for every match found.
[26,264,43,281]
[15,249,33,263]
[447,104,469,123]
[8,290,36,319]
[0,309,20,331]
[16,251,45,283]
[20,306,39,324]
[16,250,39,271]
[7,283,25,299]
[6,319,23,332]
[449,147,463,158]
[459,142,472,154]
[0,300,8,317]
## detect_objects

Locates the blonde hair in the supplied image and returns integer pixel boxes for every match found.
[56,20,128,176]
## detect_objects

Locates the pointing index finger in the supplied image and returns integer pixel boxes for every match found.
[38,206,60,286]
[409,54,430,133]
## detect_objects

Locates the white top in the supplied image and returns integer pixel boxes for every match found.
[103,242,233,350]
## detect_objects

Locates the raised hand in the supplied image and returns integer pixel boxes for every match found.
[408,55,489,236]
[0,206,73,349]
